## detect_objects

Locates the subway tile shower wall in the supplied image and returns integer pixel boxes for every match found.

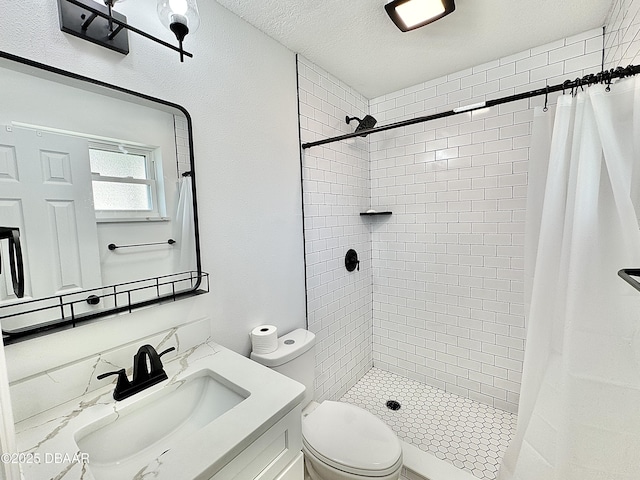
[298,56,374,401]
[175,115,191,176]
[369,28,604,413]
[605,0,640,68]
[299,20,636,411]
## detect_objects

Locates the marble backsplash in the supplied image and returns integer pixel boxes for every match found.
[9,316,212,423]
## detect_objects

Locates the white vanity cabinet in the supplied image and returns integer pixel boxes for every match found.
[13,341,307,480]
[209,406,303,480]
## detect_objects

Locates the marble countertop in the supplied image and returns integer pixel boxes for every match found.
[14,340,306,480]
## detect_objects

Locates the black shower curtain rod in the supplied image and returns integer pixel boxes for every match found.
[301,64,640,150]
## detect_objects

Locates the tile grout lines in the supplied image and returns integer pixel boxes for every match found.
[340,367,516,480]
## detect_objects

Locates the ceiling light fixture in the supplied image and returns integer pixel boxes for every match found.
[385,0,455,32]
[57,0,198,61]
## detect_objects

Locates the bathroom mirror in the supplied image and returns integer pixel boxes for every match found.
[0,51,204,343]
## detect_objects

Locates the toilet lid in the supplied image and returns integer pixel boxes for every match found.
[302,401,402,475]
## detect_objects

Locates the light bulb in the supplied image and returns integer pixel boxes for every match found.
[157,0,199,33]
[169,0,188,16]
[395,0,445,29]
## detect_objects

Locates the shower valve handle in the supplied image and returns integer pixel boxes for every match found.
[345,249,360,272]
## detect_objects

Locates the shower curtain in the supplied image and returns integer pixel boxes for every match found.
[174,175,196,273]
[499,77,640,480]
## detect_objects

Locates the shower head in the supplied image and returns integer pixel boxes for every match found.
[345,114,378,137]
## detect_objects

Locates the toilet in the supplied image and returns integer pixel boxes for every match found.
[251,329,403,480]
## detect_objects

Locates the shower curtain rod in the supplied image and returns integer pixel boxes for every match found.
[301,64,640,150]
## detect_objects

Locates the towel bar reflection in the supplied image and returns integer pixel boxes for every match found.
[0,227,25,298]
[108,239,176,251]
[618,269,640,292]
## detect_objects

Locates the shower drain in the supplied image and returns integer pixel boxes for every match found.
[386,400,401,411]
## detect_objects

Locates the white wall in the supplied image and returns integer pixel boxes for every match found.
[0,0,306,399]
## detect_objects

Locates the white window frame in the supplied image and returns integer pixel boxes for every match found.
[89,142,166,222]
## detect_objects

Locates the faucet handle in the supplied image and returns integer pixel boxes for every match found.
[97,369,132,401]
[97,369,127,381]
[158,347,176,357]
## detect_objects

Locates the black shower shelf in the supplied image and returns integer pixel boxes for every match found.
[360,211,392,216]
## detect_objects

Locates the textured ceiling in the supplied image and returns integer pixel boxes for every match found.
[216,0,613,99]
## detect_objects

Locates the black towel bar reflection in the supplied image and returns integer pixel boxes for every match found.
[108,239,176,251]
[0,227,25,298]
[618,269,640,292]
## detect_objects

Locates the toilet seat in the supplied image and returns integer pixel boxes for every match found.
[302,401,402,477]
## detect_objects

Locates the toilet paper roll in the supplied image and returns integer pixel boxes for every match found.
[250,325,278,354]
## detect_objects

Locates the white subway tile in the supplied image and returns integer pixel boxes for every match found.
[565,51,603,72]
[549,41,586,64]
[301,23,620,409]
[487,63,516,82]
[530,61,565,83]
[461,71,487,88]
[437,78,462,96]
[531,38,565,56]
[500,71,531,90]
[473,79,501,97]
[473,59,500,73]
[516,52,548,73]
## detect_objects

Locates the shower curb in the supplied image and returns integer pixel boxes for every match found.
[402,441,477,480]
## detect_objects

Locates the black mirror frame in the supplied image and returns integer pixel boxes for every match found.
[0,50,204,344]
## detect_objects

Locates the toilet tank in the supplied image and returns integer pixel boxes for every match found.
[250,329,316,408]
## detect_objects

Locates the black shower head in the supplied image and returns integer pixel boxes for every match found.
[345,114,377,136]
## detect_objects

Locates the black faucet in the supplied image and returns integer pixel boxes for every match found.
[97,345,176,401]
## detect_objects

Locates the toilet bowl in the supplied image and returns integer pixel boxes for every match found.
[251,329,402,480]
[302,401,402,480]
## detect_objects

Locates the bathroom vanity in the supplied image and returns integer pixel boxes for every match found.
[13,339,305,480]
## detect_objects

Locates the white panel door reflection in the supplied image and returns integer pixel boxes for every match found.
[0,126,102,319]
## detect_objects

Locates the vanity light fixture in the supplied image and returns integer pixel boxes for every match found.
[157,0,200,63]
[385,0,455,32]
[57,0,197,61]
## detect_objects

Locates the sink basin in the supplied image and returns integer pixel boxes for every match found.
[75,369,249,480]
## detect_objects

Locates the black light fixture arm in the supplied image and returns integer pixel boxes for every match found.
[80,12,99,31]
[170,21,189,63]
[62,0,193,60]
[105,0,114,32]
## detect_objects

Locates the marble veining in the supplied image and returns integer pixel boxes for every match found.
[10,318,212,423]
[14,338,304,480]
[18,339,218,478]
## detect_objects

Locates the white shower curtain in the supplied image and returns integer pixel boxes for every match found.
[174,175,196,273]
[499,77,640,480]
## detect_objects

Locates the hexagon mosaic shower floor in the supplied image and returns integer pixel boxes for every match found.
[339,367,517,480]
